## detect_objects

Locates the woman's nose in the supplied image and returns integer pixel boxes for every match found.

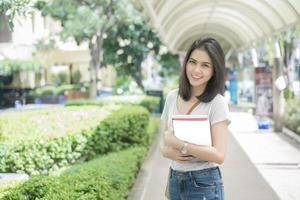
[193,65,202,72]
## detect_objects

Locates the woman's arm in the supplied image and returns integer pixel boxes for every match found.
[159,120,194,163]
[164,120,229,164]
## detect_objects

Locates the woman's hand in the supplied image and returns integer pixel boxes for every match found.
[163,146,194,163]
[163,130,178,148]
[163,131,194,163]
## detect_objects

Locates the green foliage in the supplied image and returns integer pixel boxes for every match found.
[283,88,295,100]
[65,95,160,113]
[60,5,105,43]
[65,99,104,107]
[96,106,150,152]
[28,84,90,97]
[55,84,76,96]
[2,147,147,200]
[34,0,168,91]
[35,0,77,23]
[0,106,149,175]
[158,52,180,77]
[32,85,57,96]
[72,69,82,84]
[0,0,34,30]
[34,0,154,96]
[163,75,180,95]
[283,98,300,135]
[0,180,24,199]
[35,0,121,43]
[103,21,161,88]
[0,59,42,76]
[146,116,160,145]
[112,76,143,95]
[34,38,56,51]
[112,76,132,94]
[52,72,68,85]
[0,106,109,146]
[0,114,159,199]
[140,96,160,113]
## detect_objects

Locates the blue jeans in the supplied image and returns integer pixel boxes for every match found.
[168,167,224,200]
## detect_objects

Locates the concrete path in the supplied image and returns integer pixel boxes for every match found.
[128,111,300,200]
[230,113,300,200]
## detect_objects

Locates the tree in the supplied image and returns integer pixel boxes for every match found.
[101,2,180,90]
[36,0,128,98]
[158,52,180,78]
[0,0,35,29]
[37,0,167,93]
[3,0,178,94]
[103,21,161,89]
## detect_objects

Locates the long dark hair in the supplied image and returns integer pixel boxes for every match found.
[178,37,225,103]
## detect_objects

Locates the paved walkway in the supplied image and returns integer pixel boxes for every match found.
[128,111,300,200]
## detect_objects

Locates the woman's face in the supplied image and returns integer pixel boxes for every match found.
[186,49,214,91]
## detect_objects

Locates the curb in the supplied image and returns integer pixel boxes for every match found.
[282,127,300,147]
[0,173,29,184]
[127,131,161,200]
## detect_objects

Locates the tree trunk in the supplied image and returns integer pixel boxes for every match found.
[132,68,144,90]
[69,64,73,84]
[89,32,106,98]
[88,0,115,98]
[89,39,98,99]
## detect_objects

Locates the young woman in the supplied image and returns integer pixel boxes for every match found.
[160,38,230,200]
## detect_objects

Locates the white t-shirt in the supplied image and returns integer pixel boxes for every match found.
[161,88,230,172]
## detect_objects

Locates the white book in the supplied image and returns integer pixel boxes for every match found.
[172,115,212,146]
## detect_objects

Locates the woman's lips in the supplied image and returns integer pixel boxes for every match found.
[191,74,202,80]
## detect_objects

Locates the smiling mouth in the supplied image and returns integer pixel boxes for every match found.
[191,74,202,79]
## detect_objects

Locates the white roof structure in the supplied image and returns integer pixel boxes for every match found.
[131,0,300,53]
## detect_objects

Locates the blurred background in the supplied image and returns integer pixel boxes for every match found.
[0,0,300,199]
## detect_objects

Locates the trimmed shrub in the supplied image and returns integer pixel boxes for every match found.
[65,95,160,113]
[146,116,160,146]
[139,96,160,112]
[0,106,149,175]
[283,98,300,135]
[2,147,147,200]
[0,106,108,146]
[30,86,57,97]
[64,99,104,106]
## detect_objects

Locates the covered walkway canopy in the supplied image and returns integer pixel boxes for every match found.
[132,0,300,53]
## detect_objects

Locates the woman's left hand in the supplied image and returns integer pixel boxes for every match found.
[164,131,180,149]
[163,131,194,162]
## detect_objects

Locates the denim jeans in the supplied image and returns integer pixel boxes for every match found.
[167,167,224,200]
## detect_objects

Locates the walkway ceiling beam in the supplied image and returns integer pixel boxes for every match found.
[167,15,258,47]
[131,0,300,52]
[174,25,242,51]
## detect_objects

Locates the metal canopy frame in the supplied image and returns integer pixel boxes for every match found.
[132,0,300,52]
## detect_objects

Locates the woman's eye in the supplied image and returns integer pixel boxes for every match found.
[189,60,196,64]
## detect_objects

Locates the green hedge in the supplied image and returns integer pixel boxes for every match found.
[139,96,161,113]
[146,116,160,145]
[1,117,161,199]
[283,98,300,135]
[65,95,160,113]
[64,99,104,106]
[1,147,147,200]
[28,84,90,97]
[0,106,109,146]
[0,106,149,175]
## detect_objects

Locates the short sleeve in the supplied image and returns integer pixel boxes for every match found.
[160,89,178,122]
[161,92,171,121]
[209,95,231,126]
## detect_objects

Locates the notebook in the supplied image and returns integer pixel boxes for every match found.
[172,115,212,146]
